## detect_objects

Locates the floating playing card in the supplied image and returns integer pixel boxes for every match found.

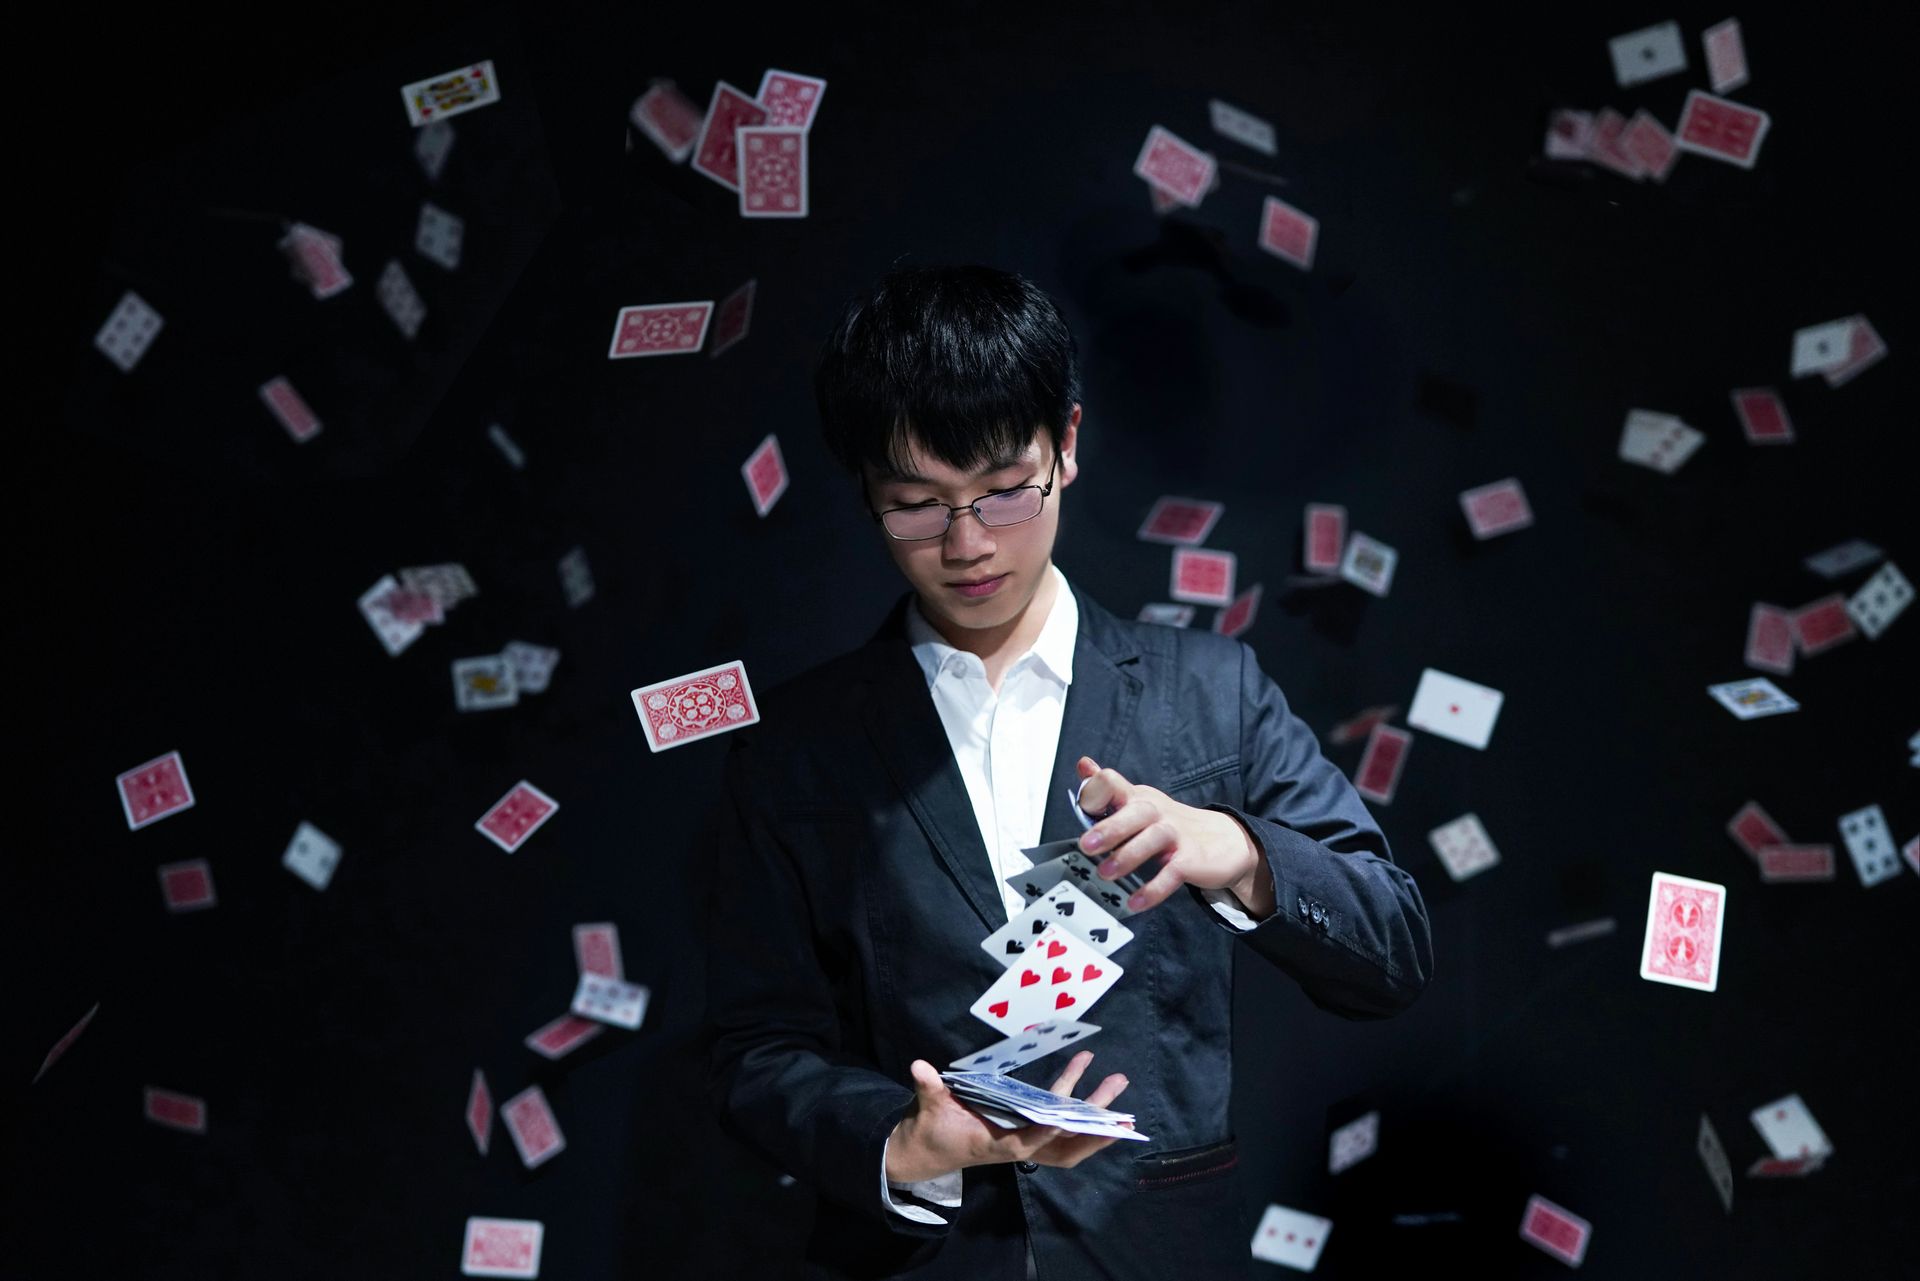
[1639,871,1726,993]
[1250,1203,1332,1271]
[980,880,1135,965]
[31,1002,99,1086]
[1744,603,1795,675]
[1588,108,1645,179]
[1802,538,1882,580]
[401,60,500,126]
[608,300,712,358]
[158,859,216,911]
[258,376,322,442]
[741,433,788,516]
[969,924,1123,1033]
[1751,1093,1832,1161]
[1339,532,1397,597]
[1757,844,1835,883]
[708,278,757,359]
[376,261,426,340]
[1208,98,1276,154]
[1214,584,1262,639]
[1726,801,1788,861]
[691,81,768,191]
[737,125,808,217]
[1822,315,1887,388]
[573,922,623,979]
[756,68,828,130]
[144,1087,207,1134]
[1138,496,1224,546]
[630,80,702,162]
[489,423,526,469]
[1008,840,1157,922]
[630,659,760,752]
[454,655,520,712]
[1137,602,1194,627]
[1427,813,1500,881]
[1676,90,1770,169]
[117,750,195,830]
[500,642,560,695]
[1169,548,1236,606]
[1698,1113,1734,1214]
[1609,19,1686,87]
[1544,109,1594,160]
[1408,668,1503,750]
[1133,124,1216,207]
[1458,478,1533,539]
[1845,561,1911,639]
[1328,704,1398,745]
[1703,18,1749,94]
[415,202,465,271]
[1352,723,1411,804]
[466,1068,492,1155]
[1790,320,1856,378]
[557,546,595,608]
[1731,388,1791,444]
[1838,803,1899,887]
[282,821,341,891]
[279,223,352,299]
[95,291,163,372]
[524,1014,603,1060]
[416,120,455,180]
[462,1217,542,1278]
[1748,1153,1825,1177]
[1791,594,1856,656]
[1329,1111,1379,1175]
[571,972,651,1029]
[1708,677,1798,719]
[1618,409,1703,473]
[475,781,559,853]
[1519,1194,1591,1267]
[1258,195,1318,270]
[1619,110,1680,183]
[500,1085,565,1170]
[1303,504,1345,573]
[1903,835,1920,876]
[1545,917,1616,949]
[947,1019,1102,1074]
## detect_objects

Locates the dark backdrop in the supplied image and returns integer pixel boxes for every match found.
[17,2,1916,1277]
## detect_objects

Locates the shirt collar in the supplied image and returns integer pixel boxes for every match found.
[905,562,1077,689]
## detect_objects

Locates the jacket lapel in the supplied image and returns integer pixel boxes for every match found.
[1040,590,1144,843]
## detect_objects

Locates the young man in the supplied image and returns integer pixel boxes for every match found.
[705,265,1431,1281]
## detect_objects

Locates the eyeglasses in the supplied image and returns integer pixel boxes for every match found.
[868,453,1059,541]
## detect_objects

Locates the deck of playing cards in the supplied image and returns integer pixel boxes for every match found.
[937,1069,1145,1141]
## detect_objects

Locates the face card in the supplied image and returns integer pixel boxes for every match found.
[947,1019,1102,1074]
[1328,705,1399,746]
[415,119,455,180]
[358,575,424,656]
[1750,1093,1833,1160]
[1708,677,1798,719]
[1845,561,1912,639]
[500,1085,566,1170]
[1587,107,1645,179]
[741,433,789,516]
[1790,319,1857,378]
[1407,668,1503,750]
[690,81,769,191]
[1619,109,1680,182]
[571,972,651,1029]
[1703,18,1749,94]
[376,261,426,340]
[1731,388,1792,444]
[607,300,713,358]
[1698,1113,1735,1214]
[756,68,828,130]
[1675,90,1770,169]
[968,925,1123,1033]
[1258,195,1318,270]
[158,859,216,912]
[1638,871,1727,993]
[1353,723,1412,804]
[1427,813,1500,881]
[524,1014,603,1060]
[1169,548,1237,606]
[1338,532,1397,597]
[466,1069,492,1155]
[1458,478,1533,539]
[1726,801,1788,860]
[415,201,465,271]
[1544,108,1594,160]
[1519,1194,1591,1267]
[1208,98,1277,154]
[1329,1111,1379,1175]
[1758,844,1835,883]
[461,1217,542,1278]
[1744,603,1795,675]
[1837,803,1900,887]
[474,781,559,853]
[1133,124,1216,207]
[144,1086,208,1134]
[400,61,500,127]
[117,750,195,830]
[32,1002,100,1086]
[500,642,560,695]
[1213,584,1263,639]
[454,655,520,712]
[708,278,757,359]
[630,80,703,162]
[1802,538,1882,580]
[94,291,163,372]
[1791,594,1857,656]
[1138,496,1225,547]
[1609,19,1687,87]
[980,880,1135,965]
[573,922,624,979]
[1821,314,1887,387]
[1250,1203,1332,1270]
[558,546,595,608]
[258,376,322,442]
[737,125,808,217]
[1303,503,1346,573]
[1137,602,1195,627]
[630,659,760,752]
[282,821,341,891]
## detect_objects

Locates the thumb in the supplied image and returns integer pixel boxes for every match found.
[910,1059,948,1100]
[1076,755,1099,779]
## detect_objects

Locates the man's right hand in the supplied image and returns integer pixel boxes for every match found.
[885,1051,1132,1184]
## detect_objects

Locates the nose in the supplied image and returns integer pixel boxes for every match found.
[942,505,996,556]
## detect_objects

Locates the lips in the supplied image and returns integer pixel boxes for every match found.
[950,573,1006,586]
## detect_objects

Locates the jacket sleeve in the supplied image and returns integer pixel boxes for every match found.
[704,731,950,1237]
[1183,642,1433,1018]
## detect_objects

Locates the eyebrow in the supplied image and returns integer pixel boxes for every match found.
[880,449,1032,486]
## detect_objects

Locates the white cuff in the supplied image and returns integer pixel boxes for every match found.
[1199,884,1259,931]
[880,1132,962,1223]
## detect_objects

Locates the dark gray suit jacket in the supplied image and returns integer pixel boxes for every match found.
[704,582,1432,1280]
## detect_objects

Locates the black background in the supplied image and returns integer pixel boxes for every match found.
[16,2,1916,1277]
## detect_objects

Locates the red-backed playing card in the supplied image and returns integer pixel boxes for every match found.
[1137,496,1224,546]
[500,1085,566,1169]
[708,278,757,359]
[1639,871,1726,993]
[1731,388,1792,444]
[630,80,703,163]
[475,782,559,853]
[691,82,768,191]
[1620,109,1680,182]
[1589,107,1645,178]
[117,750,196,830]
[741,433,788,516]
[1353,724,1411,804]
[1169,548,1236,606]
[32,1002,100,1085]
[737,126,808,218]
[608,301,713,358]
[1518,1194,1591,1267]
[461,1217,544,1278]
[466,1069,492,1154]
[157,859,216,912]
[1328,704,1398,746]
[630,660,761,752]
[1703,19,1749,94]
[1675,90,1771,169]
[1132,125,1216,207]
[573,922,624,980]
[145,1086,207,1133]
[259,377,322,442]
[756,68,828,130]
[1258,195,1318,270]
[1758,844,1835,882]
[1303,504,1346,573]
[1791,595,1856,657]
[1726,801,1788,860]
[1213,584,1262,639]
[1744,603,1795,675]
[525,1014,603,1060]
[1459,478,1533,539]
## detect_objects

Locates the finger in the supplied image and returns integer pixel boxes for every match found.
[1082,1071,1130,1110]
[1091,808,1176,881]
[1122,856,1187,913]
[1076,764,1129,824]
[1046,1049,1094,1097]
[1080,794,1154,862]
[1075,755,1100,781]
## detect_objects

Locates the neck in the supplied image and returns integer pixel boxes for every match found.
[917,562,1059,682]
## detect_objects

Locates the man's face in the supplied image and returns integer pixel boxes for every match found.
[862,406,1080,635]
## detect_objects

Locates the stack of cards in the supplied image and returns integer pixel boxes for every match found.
[689,70,826,216]
[936,1070,1144,1141]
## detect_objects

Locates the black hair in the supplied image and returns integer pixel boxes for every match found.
[812,264,1081,488]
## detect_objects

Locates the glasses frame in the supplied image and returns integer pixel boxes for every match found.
[867,451,1060,542]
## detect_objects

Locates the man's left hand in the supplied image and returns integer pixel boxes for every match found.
[1072,756,1270,914]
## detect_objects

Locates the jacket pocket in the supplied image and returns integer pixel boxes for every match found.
[1131,1135,1239,1190]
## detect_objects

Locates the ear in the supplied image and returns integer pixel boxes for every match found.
[1059,404,1082,485]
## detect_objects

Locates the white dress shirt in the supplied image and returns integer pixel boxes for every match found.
[879,562,1258,1224]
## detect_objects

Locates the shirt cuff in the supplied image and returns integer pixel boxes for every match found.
[1199,884,1260,932]
[880,1133,962,1223]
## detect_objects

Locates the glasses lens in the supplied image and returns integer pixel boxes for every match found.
[883,506,950,539]
[975,487,1043,526]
